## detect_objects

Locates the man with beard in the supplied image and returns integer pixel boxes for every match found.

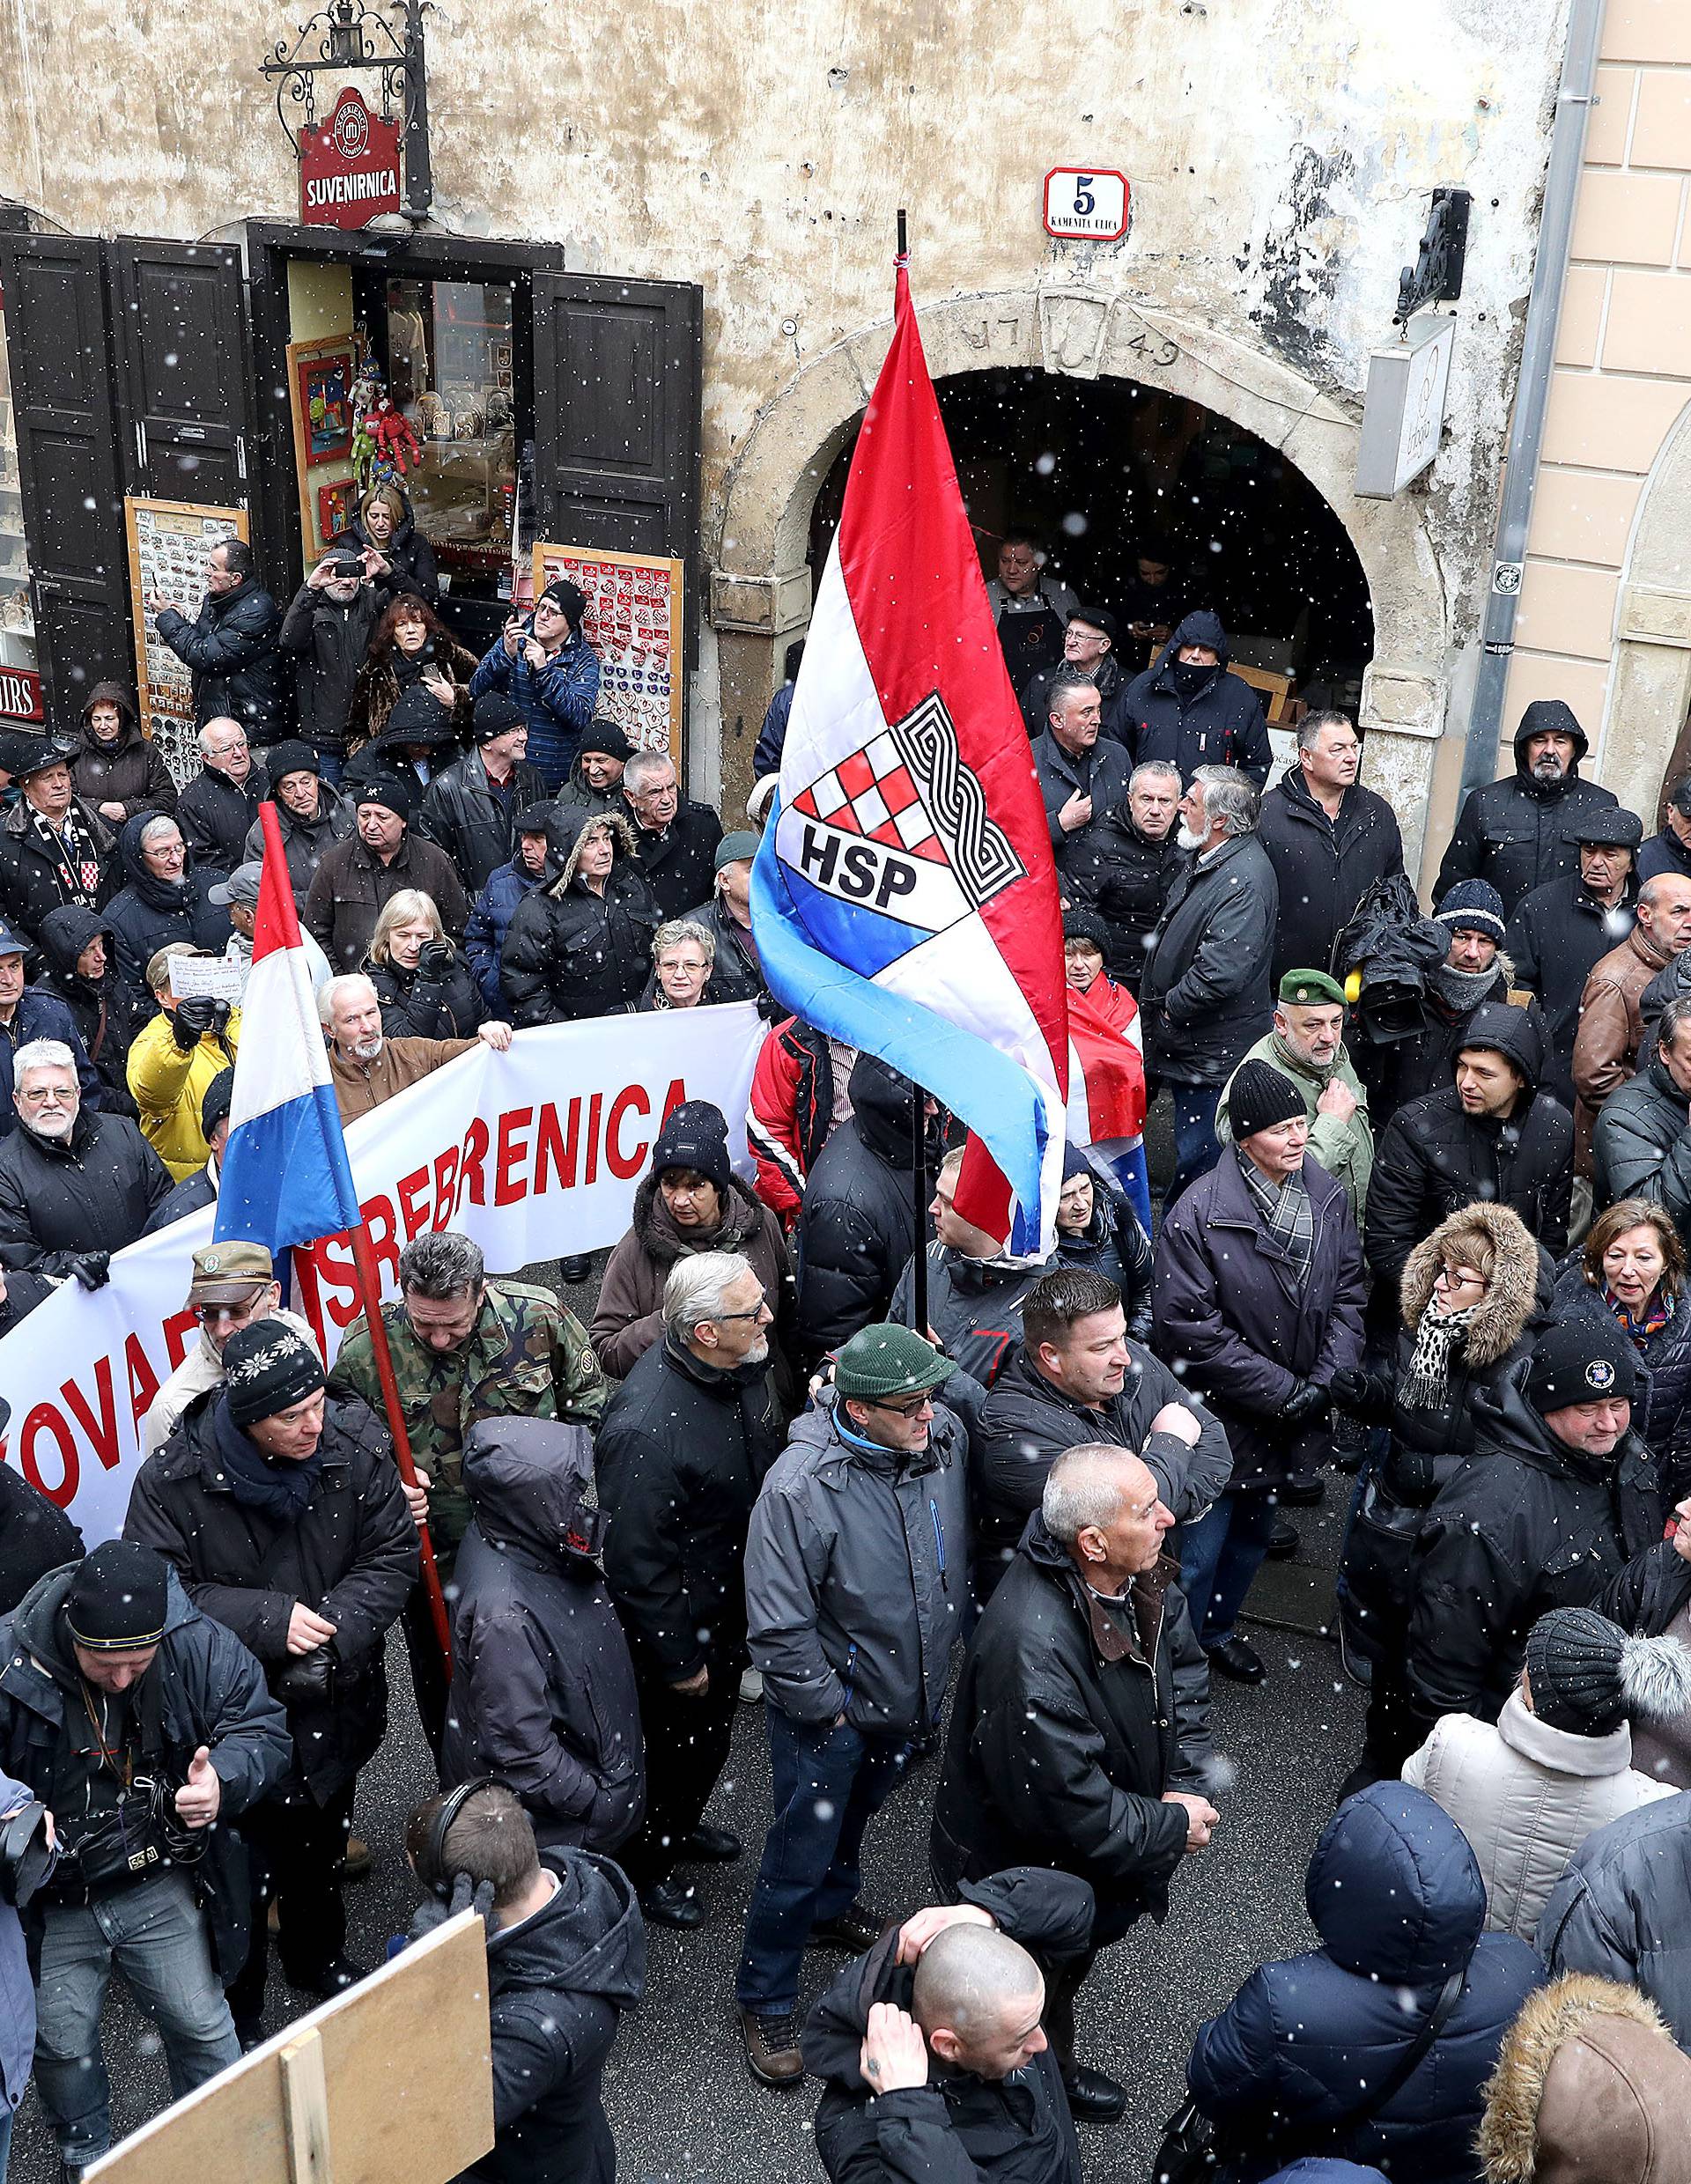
[1435,698,1619,918]
[1216,970,1374,1225]
[317,972,510,1125]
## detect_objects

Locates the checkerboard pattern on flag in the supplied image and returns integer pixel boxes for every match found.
[789,736,949,865]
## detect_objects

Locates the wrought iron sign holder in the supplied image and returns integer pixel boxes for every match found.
[262,0,432,224]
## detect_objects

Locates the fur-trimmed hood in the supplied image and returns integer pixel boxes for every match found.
[1479,1973,1691,2183]
[1400,1202,1543,1362]
[548,808,639,894]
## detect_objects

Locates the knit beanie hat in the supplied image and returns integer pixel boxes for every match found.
[1063,908,1111,956]
[1227,1059,1305,1144]
[650,1099,732,1193]
[578,718,634,764]
[471,692,525,745]
[356,772,416,823]
[714,830,760,873]
[834,1324,956,1403]
[539,578,587,629]
[264,738,321,786]
[1061,1142,1096,1184]
[1526,1610,1630,1733]
[201,1066,235,1139]
[223,1320,326,1428]
[1525,1315,1638,1414]
[382,683,457,747]
[64,1540,169,1652]
[1434,879,1507,941]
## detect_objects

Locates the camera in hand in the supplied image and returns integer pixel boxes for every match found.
[61,1775,206,1895]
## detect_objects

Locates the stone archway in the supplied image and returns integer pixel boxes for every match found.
[710,284,1452,857]
[1599,392,1691,820]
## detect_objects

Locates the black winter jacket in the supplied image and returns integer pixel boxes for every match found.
[1535,1789,1691,2051]
[593,1337,784,1682]
[806,1867,1093,2184]
[366,948,485,1040]
[973,1342,1233,1576]
[240,787,355,908]
[1140,832,1278,1085]
[1122,611,1273,785]
[277,579,392,756]
[1372,971,1541,1126]
[1505,871,1638,1107]
[1153,1147,1365,1489]
[104,811,233,1007]
[1405,1366,1663,1732]
[144,1161,218,1234]
[931,1524,1210,1938]
[1554,1265,1691,1502]
[1639,826,1691,884]
[1052,1177,1154,1332]
[418,748,550,895]
[1022,653,1133,744]
[0,1459,82,1617]
[0,1563,290,1977]
[624,798,723,921]
[685,896,765,1007]
[70,690,178,824]
[1365,1003,1573,1298]
[1593,1058,1691,1252]
[0,1105,172,1273]
[442,1420,643,1854]
[888,1245,1049,1401]
[125,1391,417,1801]
[1031,728,1133,880]
[0,794,117,946]
[463,1849,645,2184]
[1257,768,1405,989]
[1433,700,1620,918]
[1069,804,1183,989]
[795,1054,934,1366]
[34,904,144,1107]
[155,575,289,743]
[336,501,439,607]
[175,764,267,879]
[500,818,661,1025]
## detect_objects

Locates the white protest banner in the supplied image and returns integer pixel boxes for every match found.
[0,1004,761,1547]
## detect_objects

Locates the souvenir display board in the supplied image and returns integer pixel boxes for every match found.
[530,541,683,761]
[124,498,248,787]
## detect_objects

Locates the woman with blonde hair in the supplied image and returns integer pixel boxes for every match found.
[639,919,715,1011]
[362,887,484,1039]
[338,479,439,605]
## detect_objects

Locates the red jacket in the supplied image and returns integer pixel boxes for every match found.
[747,1016,835,1228]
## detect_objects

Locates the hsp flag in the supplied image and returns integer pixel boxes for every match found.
[751,252,1067,1254]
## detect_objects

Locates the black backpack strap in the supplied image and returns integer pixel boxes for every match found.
[1348,1960,1466,2124]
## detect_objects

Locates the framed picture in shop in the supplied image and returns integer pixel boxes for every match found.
[318,480,355,543]
[286,333,362,564]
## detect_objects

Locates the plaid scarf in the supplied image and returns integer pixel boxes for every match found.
[28,804,102,905]
[1242,1157,1314,1284]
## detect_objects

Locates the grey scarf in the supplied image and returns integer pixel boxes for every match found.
[1430,961,1498,1013]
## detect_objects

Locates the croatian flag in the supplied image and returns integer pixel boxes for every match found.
[214,803,360,1254]
[1067,983,1151,1235]
[752,251,1068,1255]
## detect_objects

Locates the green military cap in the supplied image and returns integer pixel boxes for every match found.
[187,1239,275,1305]
[1278,968,1346,1008]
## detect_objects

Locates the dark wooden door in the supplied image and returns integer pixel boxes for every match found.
[111,239,252,508]
[0,232,129,712]
[531,273,703,649]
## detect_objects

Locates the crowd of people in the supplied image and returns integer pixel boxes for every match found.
[3,522,1690,2184]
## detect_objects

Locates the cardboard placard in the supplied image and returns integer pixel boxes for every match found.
[167,955,246,1003]
[530,541,683,764]
[125,499,250,790]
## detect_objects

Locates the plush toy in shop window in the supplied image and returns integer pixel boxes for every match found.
[366,395,423,483]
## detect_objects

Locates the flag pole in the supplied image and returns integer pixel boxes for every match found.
[347,1221,454,1673]
[894,204,929,1336]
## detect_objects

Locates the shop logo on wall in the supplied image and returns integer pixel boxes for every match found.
[299,87,402,229]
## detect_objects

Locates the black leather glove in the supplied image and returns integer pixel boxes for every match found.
[417,941,455,982]
[273,1650,336,1707]
[171,994,218,1050]
[1329,1366,1370,1413]
[66,1251,111,1291]
[1281,1379,1330,1428]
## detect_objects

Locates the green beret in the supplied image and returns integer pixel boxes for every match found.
[1278,968,1346,1008]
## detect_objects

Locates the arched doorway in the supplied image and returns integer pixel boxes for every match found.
[803,367,1375,713]
[1596,393,1691,824]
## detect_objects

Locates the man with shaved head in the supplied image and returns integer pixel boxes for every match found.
[929,1443,1221,2121]
[802,1866,1096,2184]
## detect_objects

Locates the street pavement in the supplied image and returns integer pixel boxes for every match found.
[10,1223,1369,2182]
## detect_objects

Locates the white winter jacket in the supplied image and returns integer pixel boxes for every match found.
[1402,1687,1677,1941]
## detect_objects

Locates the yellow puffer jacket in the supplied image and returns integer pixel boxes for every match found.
[126,1006,241,1180]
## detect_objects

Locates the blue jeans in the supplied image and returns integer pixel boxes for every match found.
[1166,1082,1223,1211]
[736,1712,911,2017]
[33,1870,239,2163]
[1178,1491,1282,1647]
[314,749,345,789]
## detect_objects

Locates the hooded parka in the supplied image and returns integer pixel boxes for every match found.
[103,811,232,1006]
[1537,1791,1691,2049]
[1435,701,1621,918]
[33,905,143,1104]
[1121,610,1274,784]
[442,1420,644,1855]
[499,814,661,1025]
[70,683,177,823]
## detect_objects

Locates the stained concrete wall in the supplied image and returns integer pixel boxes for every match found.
[0,0,1569,858]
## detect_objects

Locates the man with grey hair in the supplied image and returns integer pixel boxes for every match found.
[1070,756,1183,991]
[318,969,511,1124]
[1141,764,1279,1205]
[175,717,264,879]
[594,1251,783,1929]
[620,745,723,919]
[1258,708,1404,991]
[0,1036,171,1282]
[331,1225,605,1742]
[931,1442,1217,2121]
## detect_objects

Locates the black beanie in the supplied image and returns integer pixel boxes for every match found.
[201,1067,234,1139]
[539,578,587,630]
[471,692,525,745]
[1227,1059,1305,1144]
[222,1321,326,1428]
[1525,1608,1628,1734]
[578,718,634,764]
[650,1099,731,1194]
[1525,1315,1638,1414]
[1063,909,1111,956]
[356,772,416,823]
[264,739,321,786]
[64,1540,169,1652]
[383,684,457,746]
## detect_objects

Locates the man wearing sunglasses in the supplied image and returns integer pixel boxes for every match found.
[737,1323,971,2090]
[143,1241,321,1457]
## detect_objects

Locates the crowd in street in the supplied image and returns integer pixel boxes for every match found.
[6,520,1691,2184]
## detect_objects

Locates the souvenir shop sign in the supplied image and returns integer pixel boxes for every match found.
[531,542,683,760]
[124,498,249,788]
[0,665,42,723]
[299,88,402,229]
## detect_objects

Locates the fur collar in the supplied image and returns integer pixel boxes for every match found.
[1400,1202,1540,1365]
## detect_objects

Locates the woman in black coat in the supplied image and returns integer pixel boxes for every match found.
[1337,1202,1546,1793]
[336,482,440,607]
[501,813,661,1026]
[363,885,485,1040]
[33,904,145,1115]
[1554,1196,1691,1504]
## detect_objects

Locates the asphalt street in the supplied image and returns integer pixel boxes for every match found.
[10,1188,1370,2184]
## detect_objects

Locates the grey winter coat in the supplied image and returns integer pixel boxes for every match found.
[1140,832,1279,1085]
[442,1420,644,1855]
[1538,1789,1691,2046]
[744,1395,971,1736]
[1592,1058,1691,1257]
